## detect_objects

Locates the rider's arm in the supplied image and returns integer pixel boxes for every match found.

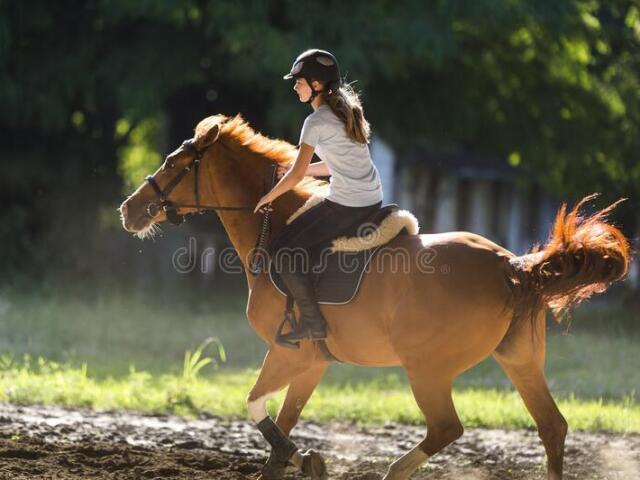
[299,118,329,177]
[262,143,315,203]
[306,159,330,177]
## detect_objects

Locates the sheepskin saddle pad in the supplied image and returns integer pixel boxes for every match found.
[268,194,419,305]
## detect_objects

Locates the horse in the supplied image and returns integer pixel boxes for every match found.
[119,113,631,480]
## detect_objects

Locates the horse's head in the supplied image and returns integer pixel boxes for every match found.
[119,124,221,238]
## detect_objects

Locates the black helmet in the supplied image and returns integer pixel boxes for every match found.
[284,49,342,103]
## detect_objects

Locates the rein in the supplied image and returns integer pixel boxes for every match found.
[145,138,278,275]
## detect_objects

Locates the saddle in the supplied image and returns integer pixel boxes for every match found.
[267,195,419,354]
[268,203,418,303]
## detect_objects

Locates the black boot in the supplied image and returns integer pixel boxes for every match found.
[278,271,327,342]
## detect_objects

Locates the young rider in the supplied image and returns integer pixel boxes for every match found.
[254,49,383,343]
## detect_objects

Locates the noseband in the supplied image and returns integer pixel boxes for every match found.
[144,138,277,274]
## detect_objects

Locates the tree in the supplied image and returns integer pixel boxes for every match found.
[1,0,638,277]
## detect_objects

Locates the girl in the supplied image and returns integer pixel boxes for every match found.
[254,49,383,342]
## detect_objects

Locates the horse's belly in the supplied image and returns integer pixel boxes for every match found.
[325,315,402,367]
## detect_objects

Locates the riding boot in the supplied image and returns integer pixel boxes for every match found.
[278,271,327,342]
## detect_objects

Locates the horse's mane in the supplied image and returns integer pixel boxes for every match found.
[194,114,328,197]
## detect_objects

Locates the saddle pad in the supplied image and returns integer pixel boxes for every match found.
[268,246,381,304]
[268,227,410,304]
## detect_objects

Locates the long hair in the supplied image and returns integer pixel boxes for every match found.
[320,80,371,144]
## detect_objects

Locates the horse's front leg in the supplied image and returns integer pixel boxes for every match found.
[247,347,327,479]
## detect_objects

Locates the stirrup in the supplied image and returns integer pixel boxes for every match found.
[275,307,301,350]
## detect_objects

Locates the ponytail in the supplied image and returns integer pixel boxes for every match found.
[322,81,370,144]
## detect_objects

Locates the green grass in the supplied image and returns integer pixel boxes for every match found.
[0,358,638,433]
[0,287,638,432]
[0,287,265,376]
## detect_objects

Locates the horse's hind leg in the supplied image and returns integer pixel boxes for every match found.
[276,361,329,436]
[493,310,568,480]
[384,371,463,480]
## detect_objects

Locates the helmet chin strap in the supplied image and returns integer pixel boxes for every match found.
[304,77,322,104]
[305,90,319,104]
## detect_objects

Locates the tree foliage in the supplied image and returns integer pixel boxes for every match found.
[1,0,638,274]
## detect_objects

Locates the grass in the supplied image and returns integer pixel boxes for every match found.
[0,287,264,376]
[0,357,638,433]
[0,287,638,432]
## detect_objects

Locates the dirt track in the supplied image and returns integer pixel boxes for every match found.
[0,403,638,479]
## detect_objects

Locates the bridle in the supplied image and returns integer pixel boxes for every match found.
[145,138,254,224]
[144,138,277,274]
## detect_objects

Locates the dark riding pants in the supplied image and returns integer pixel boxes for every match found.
[269,198,383,275]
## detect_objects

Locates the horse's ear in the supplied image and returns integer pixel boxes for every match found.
[200,124,220,148]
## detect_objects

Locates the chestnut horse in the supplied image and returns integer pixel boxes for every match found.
[119,114,630,480]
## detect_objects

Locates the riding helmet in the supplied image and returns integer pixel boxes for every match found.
[283,49,343,97]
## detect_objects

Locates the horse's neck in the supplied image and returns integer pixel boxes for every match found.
[207,142,310,286]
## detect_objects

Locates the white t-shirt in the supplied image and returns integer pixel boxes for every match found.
[299,104,383,207]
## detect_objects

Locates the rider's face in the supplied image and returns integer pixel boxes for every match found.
[293,78,320,103]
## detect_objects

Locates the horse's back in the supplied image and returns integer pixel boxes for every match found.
[392,230,514,300]
[418,231,514,257]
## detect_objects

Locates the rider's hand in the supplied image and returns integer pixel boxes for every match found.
[254,195,274,214]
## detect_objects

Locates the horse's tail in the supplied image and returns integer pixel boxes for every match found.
[505,193,631,328]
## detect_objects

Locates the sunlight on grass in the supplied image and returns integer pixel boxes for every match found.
[0,358,637,433]
[1,290,638,433]
[0,290,638,401]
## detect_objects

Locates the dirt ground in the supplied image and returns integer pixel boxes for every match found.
[0,403,638,479]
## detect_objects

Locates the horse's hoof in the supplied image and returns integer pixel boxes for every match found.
[259,469,284,480]
[300,449,327,479]
[260,461,285,480]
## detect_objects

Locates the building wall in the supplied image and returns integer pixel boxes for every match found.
[370,136,396,206]
[393,163,549,254]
